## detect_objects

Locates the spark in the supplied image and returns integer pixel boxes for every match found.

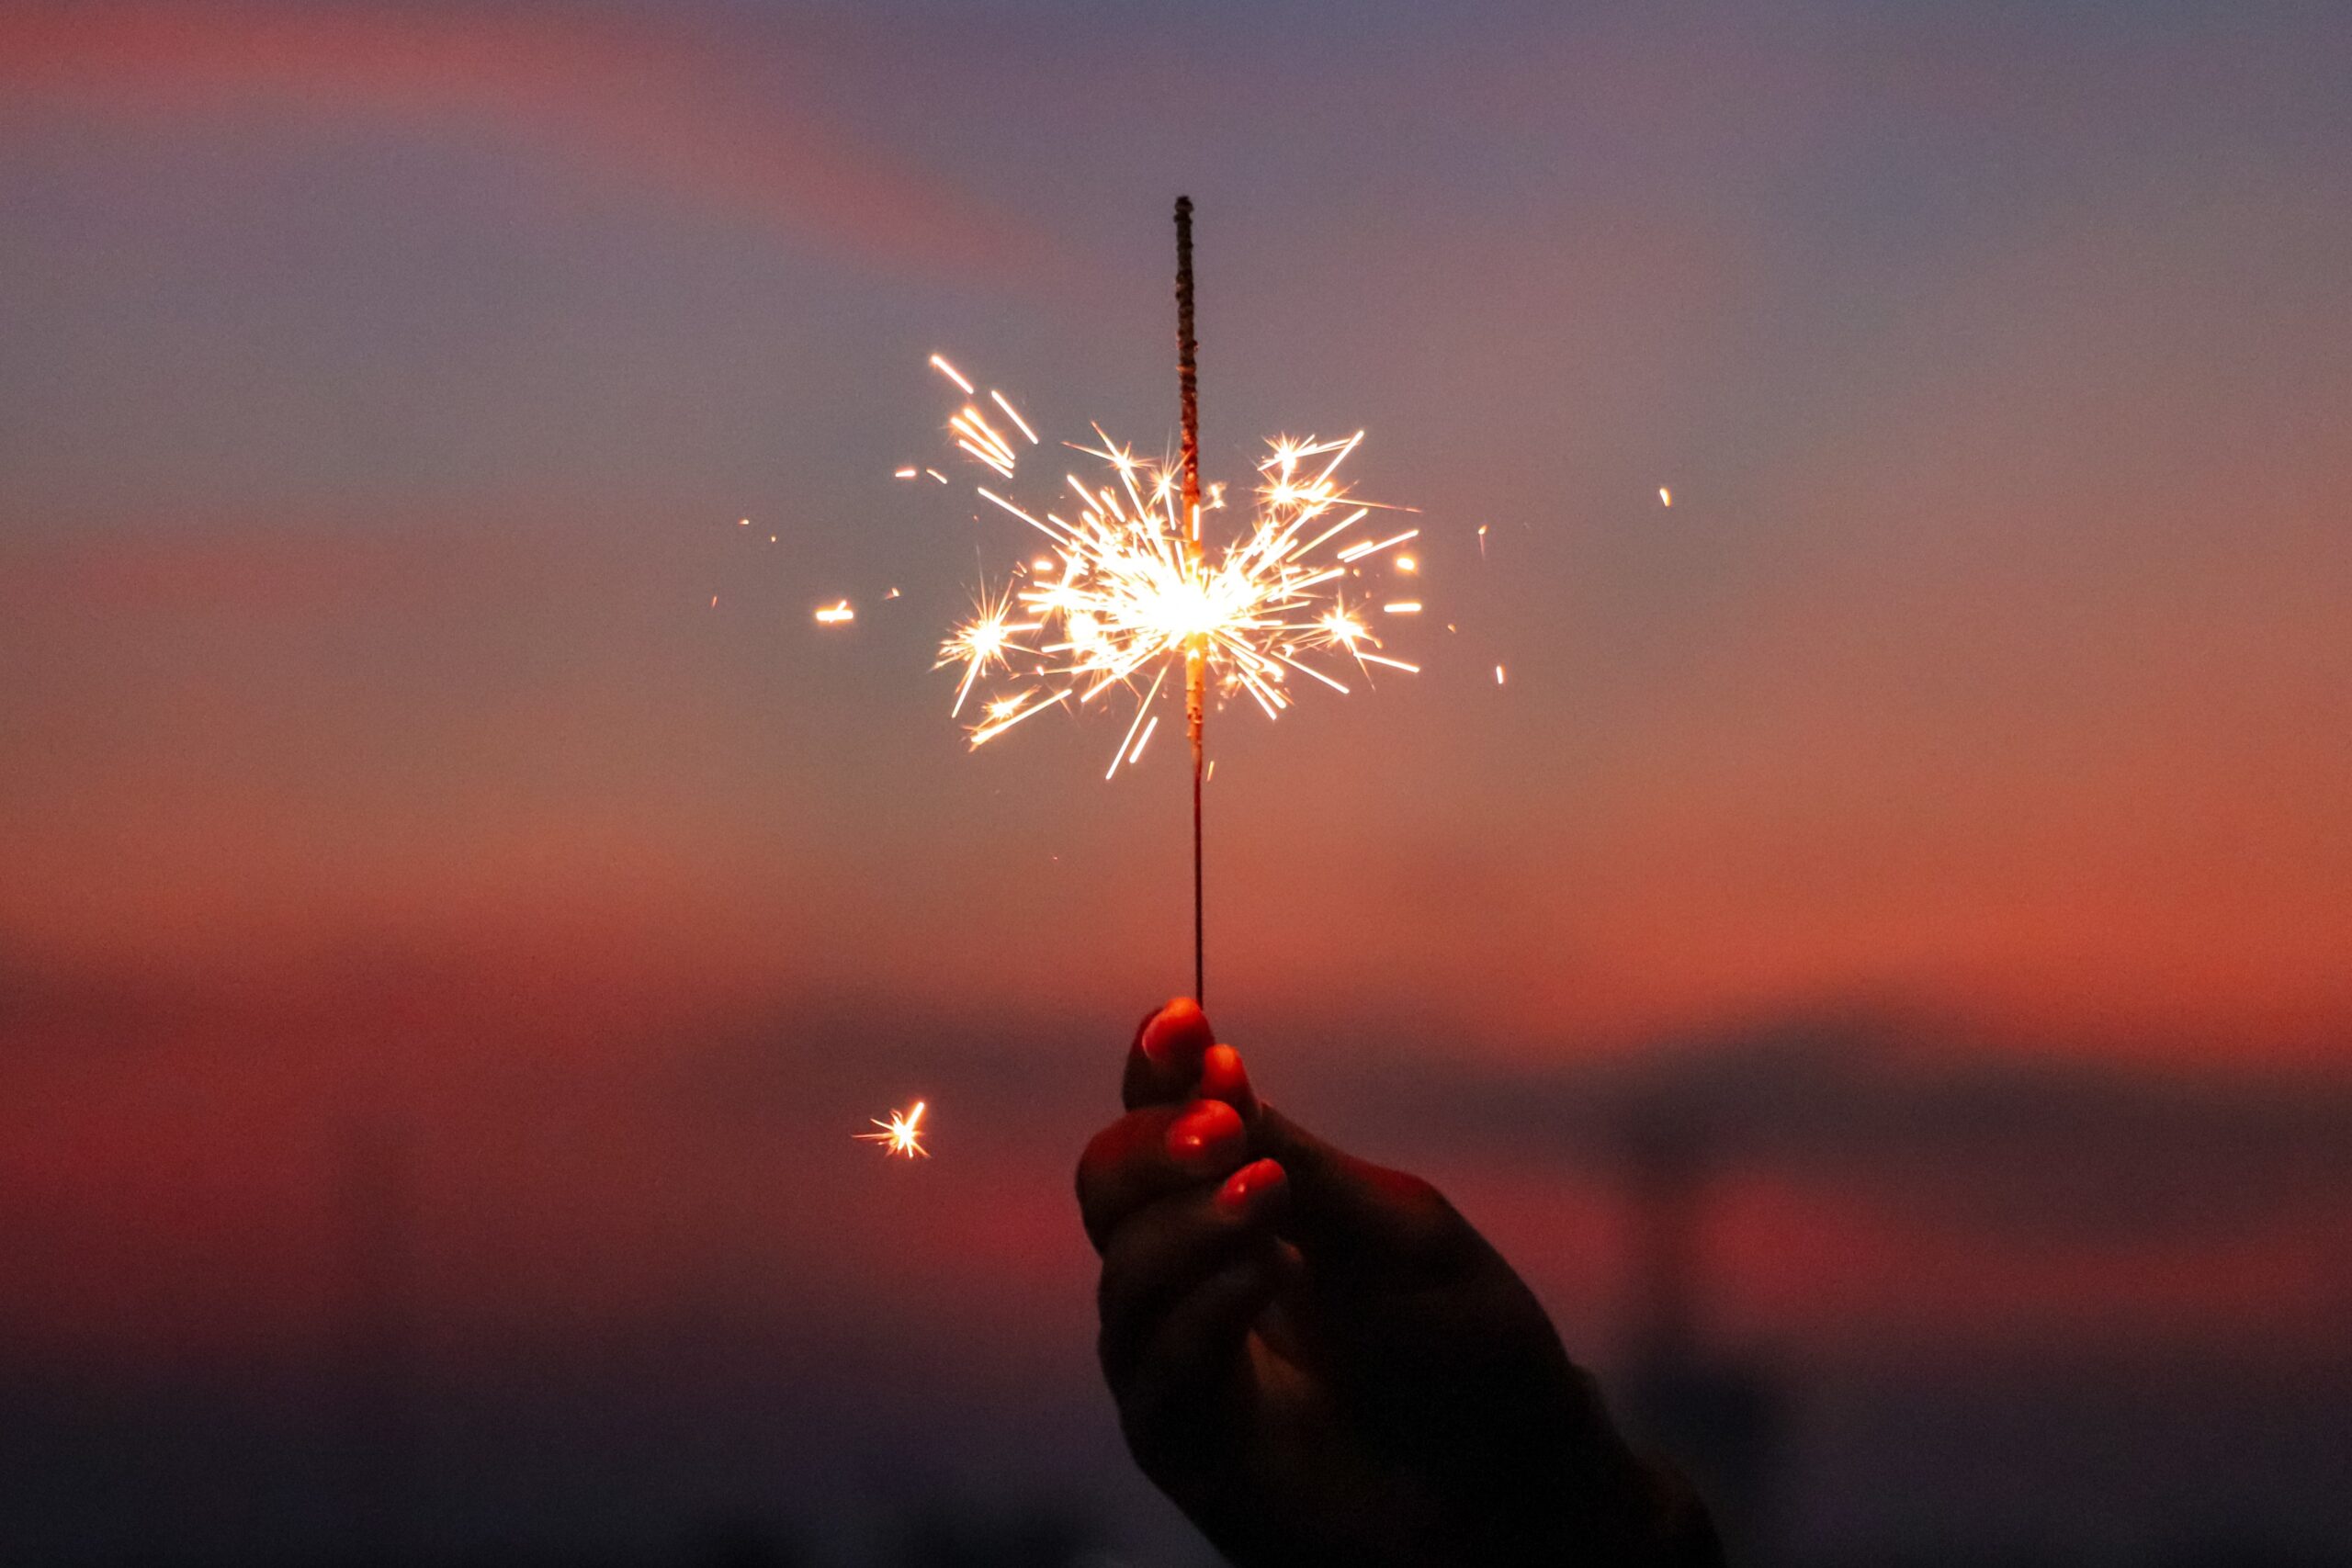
[1383,601,1421,615]
[1495,663,1507,684]
[990,389,1039,445]
[858,1100,930,1158]
[895,467,919,479]
[1337,527,1419,564]
[816,599,855,625]
[1658,486,1672,507]
[930,354,975,394]
[937,582,1040,716]
[921,358,1425,771]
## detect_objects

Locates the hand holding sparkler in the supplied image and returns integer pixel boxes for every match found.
[1076,999,1724,1568]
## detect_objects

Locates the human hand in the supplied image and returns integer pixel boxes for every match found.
[1075,999,1720,1567]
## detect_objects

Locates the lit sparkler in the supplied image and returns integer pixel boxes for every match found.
[858,1100,929,1158]
[914,199,1422,998]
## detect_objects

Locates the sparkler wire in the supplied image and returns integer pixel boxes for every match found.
[925,204,1424,1011]
[1175,195,1206,1004]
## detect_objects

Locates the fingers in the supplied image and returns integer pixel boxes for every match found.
[1096,1158,1289,1384]
[1076,1098,1251,1252]
[1121,1256,1280,1463]
[1198,1042,1259,1121]
[1105,1163,1289,1464]
[1122,998,1216,1109]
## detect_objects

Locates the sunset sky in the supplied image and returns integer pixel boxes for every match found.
[3,3,2348,1562]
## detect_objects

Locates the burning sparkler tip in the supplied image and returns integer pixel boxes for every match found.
[918,351,1422,781]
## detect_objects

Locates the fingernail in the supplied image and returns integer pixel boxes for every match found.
[1216,1157,1287,1219]
[1141,997,1211,1066]
[1200,1043,1256,1114]
[1164,1099,1245,1172]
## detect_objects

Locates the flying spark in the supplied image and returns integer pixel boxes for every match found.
[816,599,855,626]
[858,1101,929,1158]
[921,362,1423,777]
[1658,486,1672,507]
[930,354,975,395]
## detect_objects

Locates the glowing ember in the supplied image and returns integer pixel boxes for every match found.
[1658,486,1673,507]
[815,599,855,626]
[858,1101,929,1158]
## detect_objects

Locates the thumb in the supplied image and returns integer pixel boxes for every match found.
[1252,1105,1468,1279]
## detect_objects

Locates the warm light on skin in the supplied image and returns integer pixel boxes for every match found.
[915,357,1427,776]
[857,1101,929,1158]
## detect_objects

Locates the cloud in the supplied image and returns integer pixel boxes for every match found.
[0,1,1031,271]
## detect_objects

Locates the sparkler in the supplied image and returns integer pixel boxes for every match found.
[858,1100,930,1158]
[922,199,1421,1000]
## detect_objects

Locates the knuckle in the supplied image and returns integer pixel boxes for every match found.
[1389,1172,1477,1265]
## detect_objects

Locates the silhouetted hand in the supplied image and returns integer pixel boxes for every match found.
[1076,999,1721,1568]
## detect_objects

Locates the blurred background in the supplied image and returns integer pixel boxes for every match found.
[3,2,2348,1564]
